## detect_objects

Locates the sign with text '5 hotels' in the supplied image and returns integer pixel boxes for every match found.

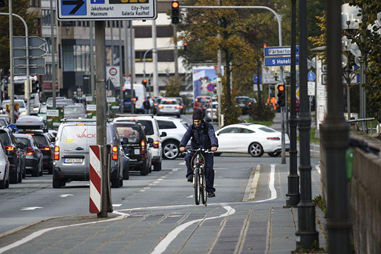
[264,46,300,67]
[57,0,157,20]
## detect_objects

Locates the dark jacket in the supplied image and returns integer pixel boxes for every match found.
[180,121,219,149]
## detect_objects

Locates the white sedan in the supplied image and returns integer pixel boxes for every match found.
[215,123,290,157]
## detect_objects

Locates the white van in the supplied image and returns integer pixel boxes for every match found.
[123,83,146,113]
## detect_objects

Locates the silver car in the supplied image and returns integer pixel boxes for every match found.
[0,145,9,189]
[156,98,181,118]
[53,120,127,188]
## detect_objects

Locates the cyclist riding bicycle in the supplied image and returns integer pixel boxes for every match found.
[179,110,219,197]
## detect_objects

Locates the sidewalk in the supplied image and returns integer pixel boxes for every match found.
[0,164,326,254]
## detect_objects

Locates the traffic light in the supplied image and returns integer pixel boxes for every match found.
[142,79,148,87]
[0,1,6,8]
[32,80,40,93]
[171,1,180,24]
[183,42,187,51]
[277,84,285,107]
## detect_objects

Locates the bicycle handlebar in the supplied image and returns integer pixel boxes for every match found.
[182,148,215,154]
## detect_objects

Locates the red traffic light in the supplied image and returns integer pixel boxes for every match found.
[277,85,285,91]
[171,1,179,8]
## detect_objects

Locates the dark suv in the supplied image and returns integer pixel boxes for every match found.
[115,121,152,176]
[235,96,251,115]
[0,127,23,184]
[14,133,43,177]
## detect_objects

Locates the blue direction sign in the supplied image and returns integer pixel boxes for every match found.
[264,46,300,57]
[307,71,316,81]
[253,75,262,84]
[61,0,86,15]
[265,56,299,67]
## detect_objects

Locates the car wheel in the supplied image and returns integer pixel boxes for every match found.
[140,165,149,176]
[177,114,180,118]
[22,166,26,178]
[0,177,5,189]
[10,170,18,184]
[163,141,179,160]
[32,168,39,177]
[52,178,62,188]
[111,177,121,188]
[153,162,162,171]
[18,170,22,183]
[123,167,129,180]
[248,142,264,157]
[268,151,281,157]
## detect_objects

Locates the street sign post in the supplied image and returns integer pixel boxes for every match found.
[253,74,262,84]
[57,0,158,20]
[106,66,120,87]
[264,46,299,57]
[307,71,316,82]
[206,83,215,92]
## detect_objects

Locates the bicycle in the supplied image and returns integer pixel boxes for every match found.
[184,148,213,206]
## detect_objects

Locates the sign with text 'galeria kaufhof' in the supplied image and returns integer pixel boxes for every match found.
[57,0,157,21]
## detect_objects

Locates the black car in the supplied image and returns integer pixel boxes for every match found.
[14,134,43,177]
[115,121,152,176]
[235,96,252,115]
[19,131,54,174]
[0,127,23,184]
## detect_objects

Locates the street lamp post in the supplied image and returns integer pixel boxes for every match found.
[295,0,319,249]
[286,0,300,208]
[321,1,352,253]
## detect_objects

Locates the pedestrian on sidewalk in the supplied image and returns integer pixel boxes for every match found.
[143,97,151,114]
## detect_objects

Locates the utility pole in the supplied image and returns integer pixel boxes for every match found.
[321,0,351,252]
[129,22,135,114]
[123,20,130,113]
[173,24,179,85]
[256,59,262,120]
[118,21,123,113]
[95,21,109,218]
[50,0,56,107]
[295,0,319,249]
[152,20,159,97]
[9,0,14,124]
[286,0,300,207]
[90,21,95,96]
[217,0,222,128]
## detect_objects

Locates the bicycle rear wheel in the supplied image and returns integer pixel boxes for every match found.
[194,169,200,205]
[201,171,207,205]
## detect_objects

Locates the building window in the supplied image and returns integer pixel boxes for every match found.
[135,51,152,62]
[158,51,174,62]
[134,26,173,38]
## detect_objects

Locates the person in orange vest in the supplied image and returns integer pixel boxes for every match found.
[266,96,277,110]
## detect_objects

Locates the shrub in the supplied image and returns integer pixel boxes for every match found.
[248,101,275,122]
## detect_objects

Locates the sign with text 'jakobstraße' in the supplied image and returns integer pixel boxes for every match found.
[57,0,157,20]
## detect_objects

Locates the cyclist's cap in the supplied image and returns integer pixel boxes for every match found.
[193,110,203,120]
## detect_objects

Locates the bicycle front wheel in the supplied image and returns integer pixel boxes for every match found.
[194,169,200,205]
[201,172,207,205]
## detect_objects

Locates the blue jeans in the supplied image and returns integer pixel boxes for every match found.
[184,153,215,193]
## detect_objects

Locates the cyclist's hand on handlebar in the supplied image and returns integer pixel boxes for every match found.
[179,147,186,153]
[211,147,217,152]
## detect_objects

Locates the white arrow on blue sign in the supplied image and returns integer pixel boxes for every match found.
[307,71,316,82]
[253,75,262,84]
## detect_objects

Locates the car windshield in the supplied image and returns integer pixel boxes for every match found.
[161,100,177,105]
[2,100,26,109]
[64,106,85,114]
[196,97,210,103]
[16,137,30,147]
[136,120,154,135]
[0,132,10,146]
[116,125,142,144]
[33,135,49,146]
[236,98,249,104]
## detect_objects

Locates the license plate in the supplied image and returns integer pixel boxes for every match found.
[239,103,245,107]
[134,149,140,155]
[64,158,83,163]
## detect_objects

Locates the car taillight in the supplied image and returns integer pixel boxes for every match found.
[154,141,159,148]
[112,145,118,161]
[141,140,146,155]
[175,106,180,109]
[44,145,50,151]
[158,105,163,109]
[26,147,34,156]
[154,103,157,107]
[267,137,280,141]
[5,146,14,152]
[180,105,184,109]
[54,146,60,160]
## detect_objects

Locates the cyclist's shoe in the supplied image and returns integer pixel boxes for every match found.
[187,175,193,182]
[207,192,216,198]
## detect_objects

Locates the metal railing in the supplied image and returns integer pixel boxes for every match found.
[347,117,376,134]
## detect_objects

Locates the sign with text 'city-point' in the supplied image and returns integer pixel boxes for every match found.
[57,0,157,20]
